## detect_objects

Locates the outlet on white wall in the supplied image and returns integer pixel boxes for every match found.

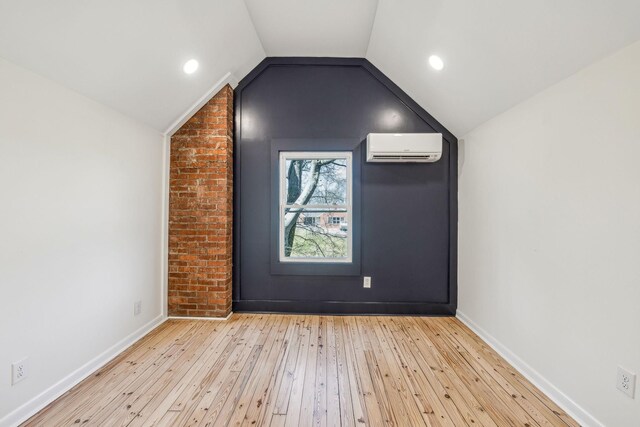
[363,276,371,288]
[12,358,28,385]
[134,300,142,316]
[617,366,636,398]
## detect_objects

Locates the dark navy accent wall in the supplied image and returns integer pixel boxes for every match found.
[233,58,458,315]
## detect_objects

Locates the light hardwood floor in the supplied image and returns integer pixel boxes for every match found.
[24,314,579,426]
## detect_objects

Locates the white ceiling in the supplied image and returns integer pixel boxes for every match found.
[367,0,640,135]
[1,0,639,135]
[0,0,265,132]
[244,0,379,57]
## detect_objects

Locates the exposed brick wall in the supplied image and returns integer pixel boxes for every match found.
[168,85,233,317]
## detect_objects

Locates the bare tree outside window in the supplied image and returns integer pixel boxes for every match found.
[279,152,352,262]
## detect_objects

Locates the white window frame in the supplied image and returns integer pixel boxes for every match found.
[279,151,353,263]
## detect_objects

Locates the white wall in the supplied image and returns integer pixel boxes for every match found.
[0,57,166,425]
[459,41,640,426]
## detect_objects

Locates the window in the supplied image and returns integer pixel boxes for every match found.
[279,152,352,263]
[303,216,318,226]
[328,216,342,225]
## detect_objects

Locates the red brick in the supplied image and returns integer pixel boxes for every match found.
[168,85,233,318]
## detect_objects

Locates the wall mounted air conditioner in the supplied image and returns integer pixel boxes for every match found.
[366,133,442,163]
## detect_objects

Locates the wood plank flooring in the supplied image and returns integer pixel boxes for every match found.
[23,314,579,426]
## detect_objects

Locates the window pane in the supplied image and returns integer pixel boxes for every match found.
[280,152,351,263]
[285,158,348,205]
[283,209,349,259]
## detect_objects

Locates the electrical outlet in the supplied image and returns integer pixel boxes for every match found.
[134,300,142,316]
[12,358,28,385]
[363,276,371,288]
[617,366,636,398]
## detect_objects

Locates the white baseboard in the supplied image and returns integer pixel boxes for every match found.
[168,312,232,321]
[0,315,167,427]
[456,311,603,427]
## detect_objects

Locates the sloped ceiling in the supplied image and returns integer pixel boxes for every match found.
[367,0,640,135]
[1,0,639,135]
[0,0,265,131]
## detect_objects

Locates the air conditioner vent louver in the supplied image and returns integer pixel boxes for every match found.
[366,133,443,163]
[371,154,434,161]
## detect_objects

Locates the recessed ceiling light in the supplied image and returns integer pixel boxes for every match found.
[428,55,444,71]
[183,59,199,75]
